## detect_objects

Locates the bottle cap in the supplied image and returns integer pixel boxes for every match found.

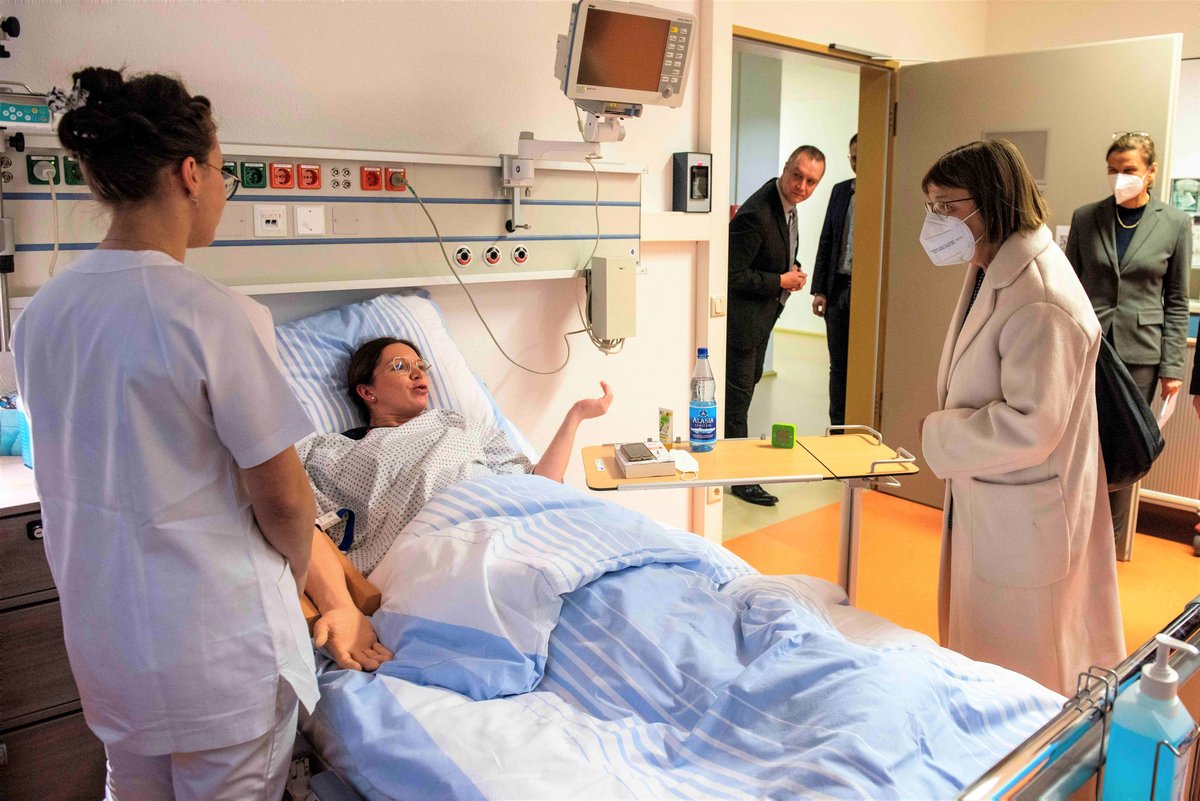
[697,347,708,358]
[1141,633,1199,701]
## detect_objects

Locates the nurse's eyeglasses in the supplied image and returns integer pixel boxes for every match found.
[202,161,242,200]
[1112,131,1151,140]
[385,357,433,375]
[923,196,975,216]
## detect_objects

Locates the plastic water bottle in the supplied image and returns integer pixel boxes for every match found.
[689,347,716,452]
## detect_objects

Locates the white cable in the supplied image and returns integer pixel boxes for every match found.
[32,161,61,277]
[573,104,625,355]
[405,180,582,376]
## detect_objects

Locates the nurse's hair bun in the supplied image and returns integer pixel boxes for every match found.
[56,67,216,206]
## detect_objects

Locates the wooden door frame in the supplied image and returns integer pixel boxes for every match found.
[731,27,897,430]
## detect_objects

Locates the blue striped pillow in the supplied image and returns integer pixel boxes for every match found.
[275,291,534,457]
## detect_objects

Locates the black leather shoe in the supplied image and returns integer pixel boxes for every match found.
[730,484,778,506]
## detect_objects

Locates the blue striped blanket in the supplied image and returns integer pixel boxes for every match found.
[307,474,1062,800]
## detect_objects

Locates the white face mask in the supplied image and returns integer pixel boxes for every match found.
[1108,172,1145,203]
[919,208,981,266]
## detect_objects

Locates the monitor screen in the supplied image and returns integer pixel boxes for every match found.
[576,8,670,93]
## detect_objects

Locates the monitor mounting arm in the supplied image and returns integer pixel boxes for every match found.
[500,107,631,232]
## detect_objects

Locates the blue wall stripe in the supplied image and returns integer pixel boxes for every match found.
[6,190,638,207]
[15,233,638,252]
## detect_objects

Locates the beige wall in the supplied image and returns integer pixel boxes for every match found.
[986,1,1200,58]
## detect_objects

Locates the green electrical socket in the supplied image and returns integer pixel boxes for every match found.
[26,155,61,185]
[240,161,267,188]
[63,156,86,185]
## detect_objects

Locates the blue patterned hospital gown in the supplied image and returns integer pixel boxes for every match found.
[297,409,533,574]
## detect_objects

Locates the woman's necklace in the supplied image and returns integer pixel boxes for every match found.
[1115,205,1143,230]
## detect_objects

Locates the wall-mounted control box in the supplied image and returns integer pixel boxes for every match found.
[672,152,711,213]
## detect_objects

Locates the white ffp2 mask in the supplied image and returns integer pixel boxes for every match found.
[1108,173,1145,204]
[919,208,981,266]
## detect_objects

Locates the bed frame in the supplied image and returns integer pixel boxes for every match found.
[960,594,1200,800]
[290,560,1200,801]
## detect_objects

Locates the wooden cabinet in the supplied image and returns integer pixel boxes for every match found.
[0,508,106,801]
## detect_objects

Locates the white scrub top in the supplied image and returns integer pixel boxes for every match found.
[13,249,318,755]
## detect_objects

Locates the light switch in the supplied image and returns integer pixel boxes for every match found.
[709,294,727,317]
[295,205,326,236]
[253,204,288,237]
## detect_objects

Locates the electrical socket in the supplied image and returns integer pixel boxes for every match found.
[705,486,722,504]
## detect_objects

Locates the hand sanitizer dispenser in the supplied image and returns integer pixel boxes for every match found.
[1101,634,1199,800]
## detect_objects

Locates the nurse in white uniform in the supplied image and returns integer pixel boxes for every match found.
[14,67,319,800]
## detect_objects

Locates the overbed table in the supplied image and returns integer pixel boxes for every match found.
[581,426,919,605]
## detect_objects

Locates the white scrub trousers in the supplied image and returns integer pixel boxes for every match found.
[103,681,298,801]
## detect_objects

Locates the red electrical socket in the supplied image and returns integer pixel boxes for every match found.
[360,166,383,191]
[297,163,322,190]
[384,167,407,192]
[269,163,295,189]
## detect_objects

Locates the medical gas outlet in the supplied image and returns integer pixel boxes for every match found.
[454,247,472,266]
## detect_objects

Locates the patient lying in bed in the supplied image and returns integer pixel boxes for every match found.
[300,336,611,671]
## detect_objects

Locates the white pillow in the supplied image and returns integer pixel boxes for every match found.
[274,291,535,458]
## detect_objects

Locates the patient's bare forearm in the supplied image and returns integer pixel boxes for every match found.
[534,408,582,483]
[306,531,357,612]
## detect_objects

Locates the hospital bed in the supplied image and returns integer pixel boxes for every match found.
[275,292,1198,801]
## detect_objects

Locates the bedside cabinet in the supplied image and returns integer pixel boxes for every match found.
[0,506,106,801]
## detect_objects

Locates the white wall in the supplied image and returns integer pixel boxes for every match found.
[730,50,782,205]
[777,57,860,335]
[985,1,1200,59]
[730,0,989,62]
[1,0,702,528]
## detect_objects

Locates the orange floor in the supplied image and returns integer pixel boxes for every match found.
[725,491,1199,654]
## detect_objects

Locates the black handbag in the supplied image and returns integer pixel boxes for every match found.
[1095,336,1164,491]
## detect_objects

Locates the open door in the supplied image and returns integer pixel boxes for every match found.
[878,34,1183,507]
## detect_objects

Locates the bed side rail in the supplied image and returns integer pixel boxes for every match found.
[959,594,1200,800]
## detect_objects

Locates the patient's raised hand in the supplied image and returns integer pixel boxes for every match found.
[313,606,395,671]
[573,380,613,420]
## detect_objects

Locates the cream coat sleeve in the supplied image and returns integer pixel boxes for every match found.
[923,302,1093,479]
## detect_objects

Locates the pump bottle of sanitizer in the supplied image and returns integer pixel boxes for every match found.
[1101,634,1199,801]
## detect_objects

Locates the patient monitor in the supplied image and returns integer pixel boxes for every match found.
[502,1,695,231]
[555,1,695,124]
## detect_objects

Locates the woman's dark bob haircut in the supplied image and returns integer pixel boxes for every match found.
[922,139,1048,245]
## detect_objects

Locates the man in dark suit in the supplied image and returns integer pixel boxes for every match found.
[811,134,857,428]
[726,145,826,506]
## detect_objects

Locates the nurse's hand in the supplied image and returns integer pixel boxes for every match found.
[313,606,394,671]
[1193,394,1200,419]
[1161,378,1182,401]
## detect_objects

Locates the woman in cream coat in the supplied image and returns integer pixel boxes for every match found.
[918,140,1125,695]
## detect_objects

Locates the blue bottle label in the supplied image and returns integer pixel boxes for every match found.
[689,404,716,442]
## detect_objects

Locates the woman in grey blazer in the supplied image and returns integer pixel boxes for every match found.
[1065,132,1192,541]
